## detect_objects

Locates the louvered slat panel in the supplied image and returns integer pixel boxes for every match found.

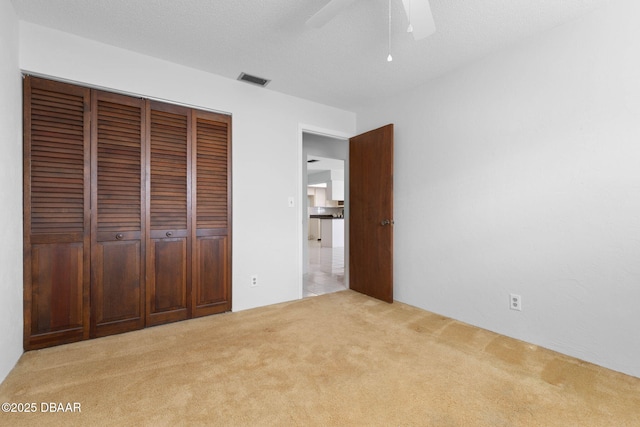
[192,111,230,318]
[24,76,90,350]
[196,118,228,229]
[92,91,145,338]
[150,109,188,230]
[96,100,142,232]
[30,87,85,234]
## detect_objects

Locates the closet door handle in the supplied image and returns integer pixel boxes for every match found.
[115,233,124,240]
[166,231,173,237]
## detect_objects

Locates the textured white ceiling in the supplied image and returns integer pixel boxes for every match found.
[10,0,606,111]
[308,156,345,173]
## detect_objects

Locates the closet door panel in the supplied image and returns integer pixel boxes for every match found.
[194,235,229,314]
[23,77,90,350]
[148,238,188,321]
[146,102,190,325]
[29,242,84,342]
[93,240,142,329]
[91,90,145,337]
[192,111,231,317]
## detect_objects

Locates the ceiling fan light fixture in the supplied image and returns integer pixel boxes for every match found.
[387,0,392,62]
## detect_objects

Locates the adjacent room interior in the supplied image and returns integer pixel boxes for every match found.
[303,132,348,298]
[1,0,639,424]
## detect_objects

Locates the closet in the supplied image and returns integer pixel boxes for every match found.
[23,76,231,350]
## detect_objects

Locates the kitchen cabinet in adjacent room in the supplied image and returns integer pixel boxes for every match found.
[327,180,344,201]
[321,218,344,248]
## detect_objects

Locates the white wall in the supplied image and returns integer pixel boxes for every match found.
[0,0,24,383]
[19,22,356,313]
[356,0,640,378]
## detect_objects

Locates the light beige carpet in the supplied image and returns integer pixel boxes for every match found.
[1,290,638,426]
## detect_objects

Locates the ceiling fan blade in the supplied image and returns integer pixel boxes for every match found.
[306,0,359,28]
[402,0,436,40]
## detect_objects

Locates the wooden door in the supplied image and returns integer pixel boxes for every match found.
[91,90,146,337]
[23,77,91,350]
[146,101,191,326]
[349,124,394,303]
[191,110,232,317]
[24,77,233,349]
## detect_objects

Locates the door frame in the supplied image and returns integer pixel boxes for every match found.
[297,124,352,299]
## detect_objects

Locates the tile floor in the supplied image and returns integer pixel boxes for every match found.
[303,240,347,297]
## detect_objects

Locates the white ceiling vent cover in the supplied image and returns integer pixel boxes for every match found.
[237,72,271,87]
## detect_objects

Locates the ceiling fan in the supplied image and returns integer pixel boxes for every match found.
[306,0,436,40]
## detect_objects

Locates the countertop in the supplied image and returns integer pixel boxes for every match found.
[310,215,344,219]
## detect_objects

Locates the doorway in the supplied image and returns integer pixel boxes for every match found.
[299,124,394,303]
[301,130,349,298]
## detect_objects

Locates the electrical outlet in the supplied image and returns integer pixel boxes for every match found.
[250,275,258,287]
[510,293,522,311]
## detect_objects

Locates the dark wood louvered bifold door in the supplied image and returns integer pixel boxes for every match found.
[23,77,91,350]
[146,102,191,326]
[24,77,231,349]
[91,90,146,337]
[192,111,231,317]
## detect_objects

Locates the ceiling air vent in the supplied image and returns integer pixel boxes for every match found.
[237,72,271,87]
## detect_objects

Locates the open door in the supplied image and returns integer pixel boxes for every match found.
[349,124,394,303]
